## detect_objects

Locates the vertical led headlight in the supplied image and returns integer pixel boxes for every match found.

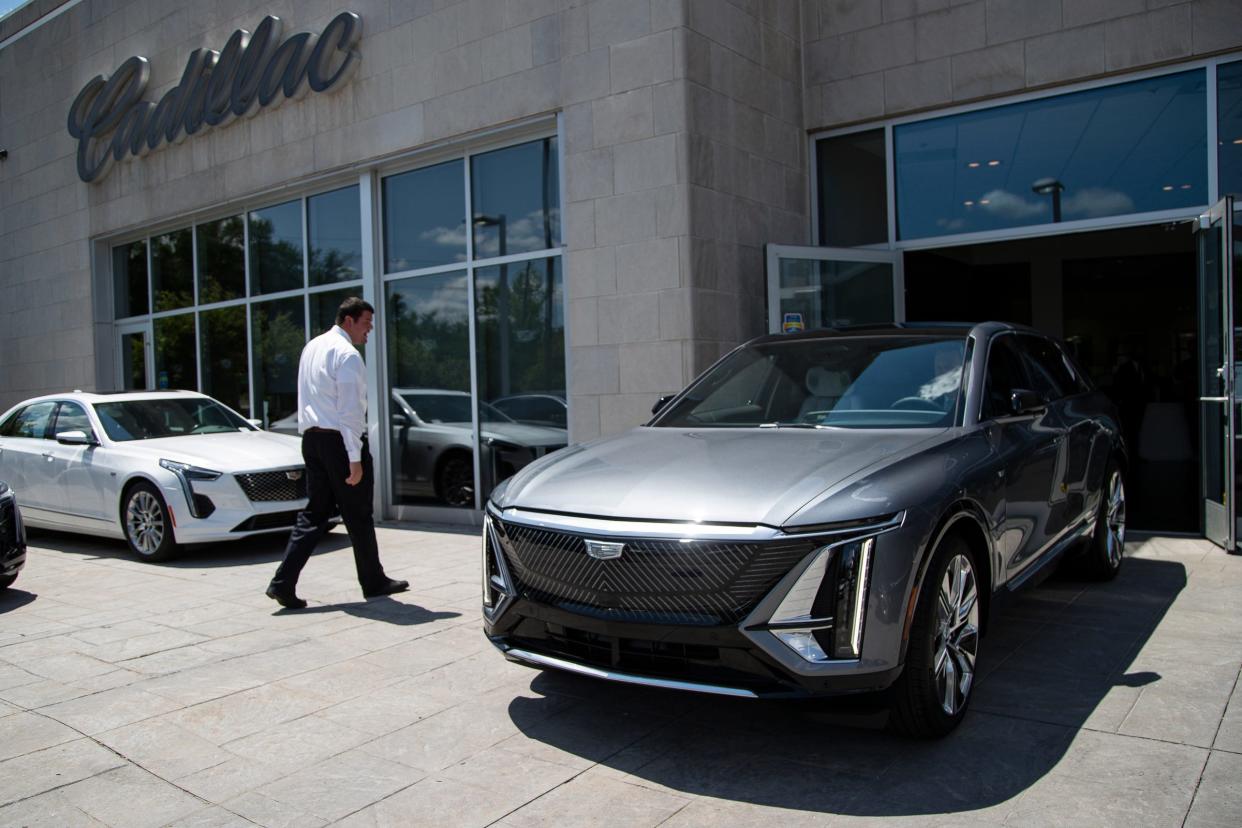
[481,513,515,618]
[765,536,875,662]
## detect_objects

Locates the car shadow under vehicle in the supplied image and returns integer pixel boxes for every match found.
[505,555,1186,819]
[0,588,36,614]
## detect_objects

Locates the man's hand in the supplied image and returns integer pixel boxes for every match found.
[346,460,363,486]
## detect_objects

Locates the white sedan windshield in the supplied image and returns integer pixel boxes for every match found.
[94,399,252,441]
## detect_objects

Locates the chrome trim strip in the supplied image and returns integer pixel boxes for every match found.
[501,647,759,698]
[494,506,904,542]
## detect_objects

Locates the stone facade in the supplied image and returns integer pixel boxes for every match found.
[803,0,1242,130]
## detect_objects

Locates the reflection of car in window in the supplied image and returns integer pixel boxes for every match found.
[483,323,1128,738]
[390,389,567,508]
[491,393,567,428]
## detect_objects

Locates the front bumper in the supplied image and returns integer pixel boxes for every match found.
[483,507,927,698]
[155,468,311,544]
[1,491,27,578]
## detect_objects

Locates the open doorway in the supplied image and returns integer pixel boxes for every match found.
[904,223,1198,532]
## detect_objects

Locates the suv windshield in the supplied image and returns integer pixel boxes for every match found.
[654,335,968,429]
[93,398,253,441]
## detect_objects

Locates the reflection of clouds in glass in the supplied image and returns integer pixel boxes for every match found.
[936,217,967,232]
[1063,187,1134,218]
[392,277,467,321]
[416,208,561,260]
[420,223,467,248]
[918,368,960,401]
[979,189,1046,219]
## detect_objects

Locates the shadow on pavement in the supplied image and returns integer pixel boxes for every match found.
[22,526,353,568]
[273,595,462,627]
[0,588,36,614]
[507,556,1186,818]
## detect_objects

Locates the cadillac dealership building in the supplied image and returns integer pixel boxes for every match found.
[1,0,1241,536]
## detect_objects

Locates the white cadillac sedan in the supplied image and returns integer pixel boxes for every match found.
[0,391,310,561]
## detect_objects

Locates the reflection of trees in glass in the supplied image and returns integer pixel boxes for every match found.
[386,276,470,392]
[113,241,148,318]
[310,287,358,334]
[154,314,196,390]
[152,229,193,312]
[475,259,564,399]
[197,216,245,301]
[310,246,360,285]
[249,210,304,295]
[200,306,249,414]
[252,299,305,424]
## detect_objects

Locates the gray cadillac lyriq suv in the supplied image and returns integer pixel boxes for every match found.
[483,323,1127,737]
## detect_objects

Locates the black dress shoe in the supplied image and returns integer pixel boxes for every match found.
[363,578,409,598]
[265,586,307,609]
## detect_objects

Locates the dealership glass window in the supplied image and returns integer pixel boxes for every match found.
[153,314,196,391]
[894,70,1207,240]
[1220,61,1242,198]
[381,135,565,512]
[778,258,894,329]
[474,257,568,497]
[249,199,304,296]
[309,185,363,285]
[200,306,249,415]
[251,297,305,428]
[817,129,887,246]
[151,229,194,311]
[112,184,364,421]
[385,271,472,507]
[471,138,560,256]
[112,240,148,318]
[196,215,245,302]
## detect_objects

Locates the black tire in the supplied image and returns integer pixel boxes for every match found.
[1083,461,1126,581]
[889,534,982,738]
[0,573,16,590]
[435,453,474,508]
[121,482,180,562]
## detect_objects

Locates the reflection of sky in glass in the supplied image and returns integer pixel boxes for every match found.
[471,138,561,258]
[1219,61,1242,199]
[249,199,304,295]
[385,271,470,393]
[895,70,1207,240]
[383,160,465,273]
[309,185,363,285]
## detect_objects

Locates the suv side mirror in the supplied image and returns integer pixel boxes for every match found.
[56,430,97,446]
[652,394,675,415]
[1010,389,1045,416]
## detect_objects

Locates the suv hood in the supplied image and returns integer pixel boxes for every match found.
[497,426,944,526]
[112,431,304,472]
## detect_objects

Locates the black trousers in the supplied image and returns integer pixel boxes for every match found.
[270,430,386,592]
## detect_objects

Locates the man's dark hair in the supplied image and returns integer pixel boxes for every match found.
[336,297,374,324]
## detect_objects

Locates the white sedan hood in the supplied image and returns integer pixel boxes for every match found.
[115,431,304,472]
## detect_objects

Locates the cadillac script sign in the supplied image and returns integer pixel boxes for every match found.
[67,12,361,183]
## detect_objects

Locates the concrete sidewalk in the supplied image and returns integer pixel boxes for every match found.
[0,525,1238,827]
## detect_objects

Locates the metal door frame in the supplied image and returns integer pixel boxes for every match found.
[1198,196,1235,551]
[114,320,153,390]
[765,245,905,334]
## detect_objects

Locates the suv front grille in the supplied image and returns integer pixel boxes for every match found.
[495,520,820,625]
[235,470,307,502]
[0,495,19,554]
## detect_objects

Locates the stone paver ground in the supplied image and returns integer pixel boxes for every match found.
[0,525,1239,826]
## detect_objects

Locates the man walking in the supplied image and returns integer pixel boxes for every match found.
[266,297,407,609]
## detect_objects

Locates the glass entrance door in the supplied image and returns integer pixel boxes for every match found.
[1198,197,1236,551]
[765,245,904,334]
[116,323,151,390]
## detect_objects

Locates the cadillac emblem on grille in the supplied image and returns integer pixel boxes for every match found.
[285,470,303,481]
[584,539,624,560]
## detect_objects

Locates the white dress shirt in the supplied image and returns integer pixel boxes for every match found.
[297,326,367,462]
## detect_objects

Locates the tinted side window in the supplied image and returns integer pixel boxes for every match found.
[1018,335,1077,402]
[0,409,21,437]
[53,402,95,438]
[983,337,1027,419]
[8,402,57,439]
